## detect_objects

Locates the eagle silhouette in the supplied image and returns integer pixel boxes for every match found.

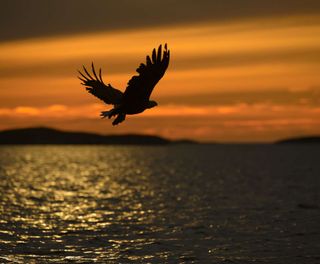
[78,44,170,125]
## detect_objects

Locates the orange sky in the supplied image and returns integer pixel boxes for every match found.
[1,15,320,142]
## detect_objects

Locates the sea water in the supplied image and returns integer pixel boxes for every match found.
[0,145,319,263]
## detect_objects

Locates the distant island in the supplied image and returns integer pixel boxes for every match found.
[0,127,197,145]
[276,136,320,144]
[1,127,319,145]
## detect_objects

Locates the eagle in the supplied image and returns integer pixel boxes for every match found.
[78,44,170,125]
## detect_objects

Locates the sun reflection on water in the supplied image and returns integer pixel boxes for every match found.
[1,146,190,262]
[1,145,319,263]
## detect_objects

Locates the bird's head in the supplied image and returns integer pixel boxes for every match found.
[146,100,158,109]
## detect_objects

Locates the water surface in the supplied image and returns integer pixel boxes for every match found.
[0,145,319,263]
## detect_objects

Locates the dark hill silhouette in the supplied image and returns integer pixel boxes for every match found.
[0,127,175,145]
[276,136,320,144]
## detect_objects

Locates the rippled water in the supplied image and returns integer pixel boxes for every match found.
[0,145,319,263]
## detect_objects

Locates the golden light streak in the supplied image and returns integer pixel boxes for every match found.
[1,15,320,63]
[1,103,320,119]
[1,103,320,142]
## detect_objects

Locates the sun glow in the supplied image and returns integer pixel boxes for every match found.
[1,15,320,141]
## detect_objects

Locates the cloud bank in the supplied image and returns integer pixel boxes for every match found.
[1,0,320,41]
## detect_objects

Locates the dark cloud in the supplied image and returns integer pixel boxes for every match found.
[1,0,320,42]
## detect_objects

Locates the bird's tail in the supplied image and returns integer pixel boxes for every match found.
[112,113,126,125]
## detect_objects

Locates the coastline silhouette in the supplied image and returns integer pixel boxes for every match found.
[0,127,200,145]
[0,127,319,145]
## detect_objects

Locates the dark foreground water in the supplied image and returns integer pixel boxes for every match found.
[0,145,319,263]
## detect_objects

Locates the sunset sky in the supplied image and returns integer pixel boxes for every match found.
[1,0,320,142]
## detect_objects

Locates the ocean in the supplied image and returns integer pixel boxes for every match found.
[0,145,319,263]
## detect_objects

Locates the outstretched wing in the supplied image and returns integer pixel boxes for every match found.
[123,44,170,104]
[78,63,123,105]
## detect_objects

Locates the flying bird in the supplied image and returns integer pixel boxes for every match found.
[78,44,170,125]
